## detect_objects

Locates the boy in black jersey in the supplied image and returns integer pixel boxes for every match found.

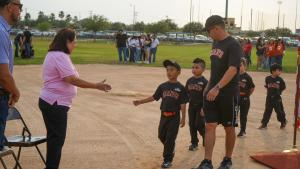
[133,60,188,168]
[238,58,255,137]
[186,58,208,150]
[259,63,287,129]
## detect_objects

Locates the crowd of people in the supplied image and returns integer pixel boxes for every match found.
[14,27,34,58]
[115,30,160,64]
[238,37,286,70]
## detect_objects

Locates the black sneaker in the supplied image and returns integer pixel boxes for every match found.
[197,159,213,169]
[258,124,267,130]
[280,122,287,129]
[189,144,198,151]
[161,161,172,168]
[237,131,246,137]
[217,157,232,169]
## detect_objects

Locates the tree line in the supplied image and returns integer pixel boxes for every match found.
[16,11,294,38]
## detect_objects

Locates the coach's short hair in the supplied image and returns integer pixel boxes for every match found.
[270,63,282,73]
[193,58,206,69]
[0,0,11,8]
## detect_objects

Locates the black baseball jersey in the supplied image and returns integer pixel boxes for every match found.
[265,75,286,97]
[239,73,255,97]
[153,81,189,113]
[208,36,242,95]
[185,76,208,105]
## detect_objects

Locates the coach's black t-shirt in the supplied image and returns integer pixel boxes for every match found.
[265,75,286,97]
[116,34,127,48]
[239,73,255,97]
[153,81,189,114]
[208,36,242,95]
[185,76,208,105]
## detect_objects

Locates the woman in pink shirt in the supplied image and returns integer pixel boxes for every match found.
[39,28,111,169]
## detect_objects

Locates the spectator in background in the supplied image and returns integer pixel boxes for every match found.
[14,31,23,58]
[276,39,285,66]
[243,39,252,66]
[150,34,159,63]
[256,38,265,70]
[267,39,276,67]
[128,36,136,63]
[115,30,128,63]
[144,34,152,64]
[23,26,32,58]
[135,36,143,63]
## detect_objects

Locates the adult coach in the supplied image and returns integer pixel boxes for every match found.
[0,0,22,151]
[197,15,241,169]
[39,28,111,169]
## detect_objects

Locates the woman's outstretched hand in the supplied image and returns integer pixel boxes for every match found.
[96,79,112,92]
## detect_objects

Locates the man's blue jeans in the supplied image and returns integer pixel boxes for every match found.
[25,43,31,57]
[118,47,127,62]
[0,95,9,150]
[150,47,157,63]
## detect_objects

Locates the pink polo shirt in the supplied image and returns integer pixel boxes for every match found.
[40,51,79,107]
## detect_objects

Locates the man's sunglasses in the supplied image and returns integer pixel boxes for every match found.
[11,2,23,11]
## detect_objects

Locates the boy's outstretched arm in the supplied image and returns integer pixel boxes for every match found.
[180,104,187,128]
[133,96,155,106]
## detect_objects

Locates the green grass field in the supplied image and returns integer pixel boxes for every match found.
[14,38,299,73]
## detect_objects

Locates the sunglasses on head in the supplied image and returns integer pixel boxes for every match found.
[10,2,23,11]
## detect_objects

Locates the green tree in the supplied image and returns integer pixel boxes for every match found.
[110,22,126,31]
[37,21,51,32]
[65,14,72,23]
[133,22,145,32]
[58,11,65,20]
[182,22,203,35]
[49,13,55,23]
[81,15,110,40]
[37,11,48,23]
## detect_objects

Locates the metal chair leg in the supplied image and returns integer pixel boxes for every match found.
[0,157,8,169]
[14,147,22,169]
[35,145,46,164]
[11,151,23,169]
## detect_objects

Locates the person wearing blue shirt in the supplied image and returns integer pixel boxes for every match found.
[0,0,22,151]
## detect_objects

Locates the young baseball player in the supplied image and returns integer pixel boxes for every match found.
[238,58,255,137]
[133,60,188,168]
[185,58,208,150]
[259,63,287,129]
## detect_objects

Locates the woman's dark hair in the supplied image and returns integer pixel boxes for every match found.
[49,28,76,54]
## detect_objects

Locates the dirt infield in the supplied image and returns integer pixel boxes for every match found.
[3,64,299,169]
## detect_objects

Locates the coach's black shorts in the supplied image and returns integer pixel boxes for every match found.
[203,94,239,127]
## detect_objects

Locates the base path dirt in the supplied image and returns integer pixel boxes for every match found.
[3,64,299,169]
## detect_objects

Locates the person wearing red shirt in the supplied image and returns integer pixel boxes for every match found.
[243,39,252,66]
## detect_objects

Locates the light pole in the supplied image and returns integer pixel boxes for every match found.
[130,4,137,30]
[277,0,282,28]
[190,0,193,23]
[225,0,229,19]
[296,0,299,31]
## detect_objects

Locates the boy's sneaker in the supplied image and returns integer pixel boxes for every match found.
[258,124,267,130]
[189,144,198,151]
[237,131,246,137]
[280,122,287,129]
[197,159,213,169]
[217,157,232,169]
[161,161,172,168]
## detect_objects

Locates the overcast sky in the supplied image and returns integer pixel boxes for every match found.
[21,0,299,32]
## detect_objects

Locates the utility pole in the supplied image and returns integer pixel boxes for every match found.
[277,0,282,28]
[240,0,244,28]
[190,0,193,23]
[250,9,253,30]
[225,0,229,19]
[283,13,285,28]
[198,0,201,23]
[296,0,299,31]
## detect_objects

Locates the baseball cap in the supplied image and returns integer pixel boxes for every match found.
[203,15,225,31]
[163,60,181,71]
